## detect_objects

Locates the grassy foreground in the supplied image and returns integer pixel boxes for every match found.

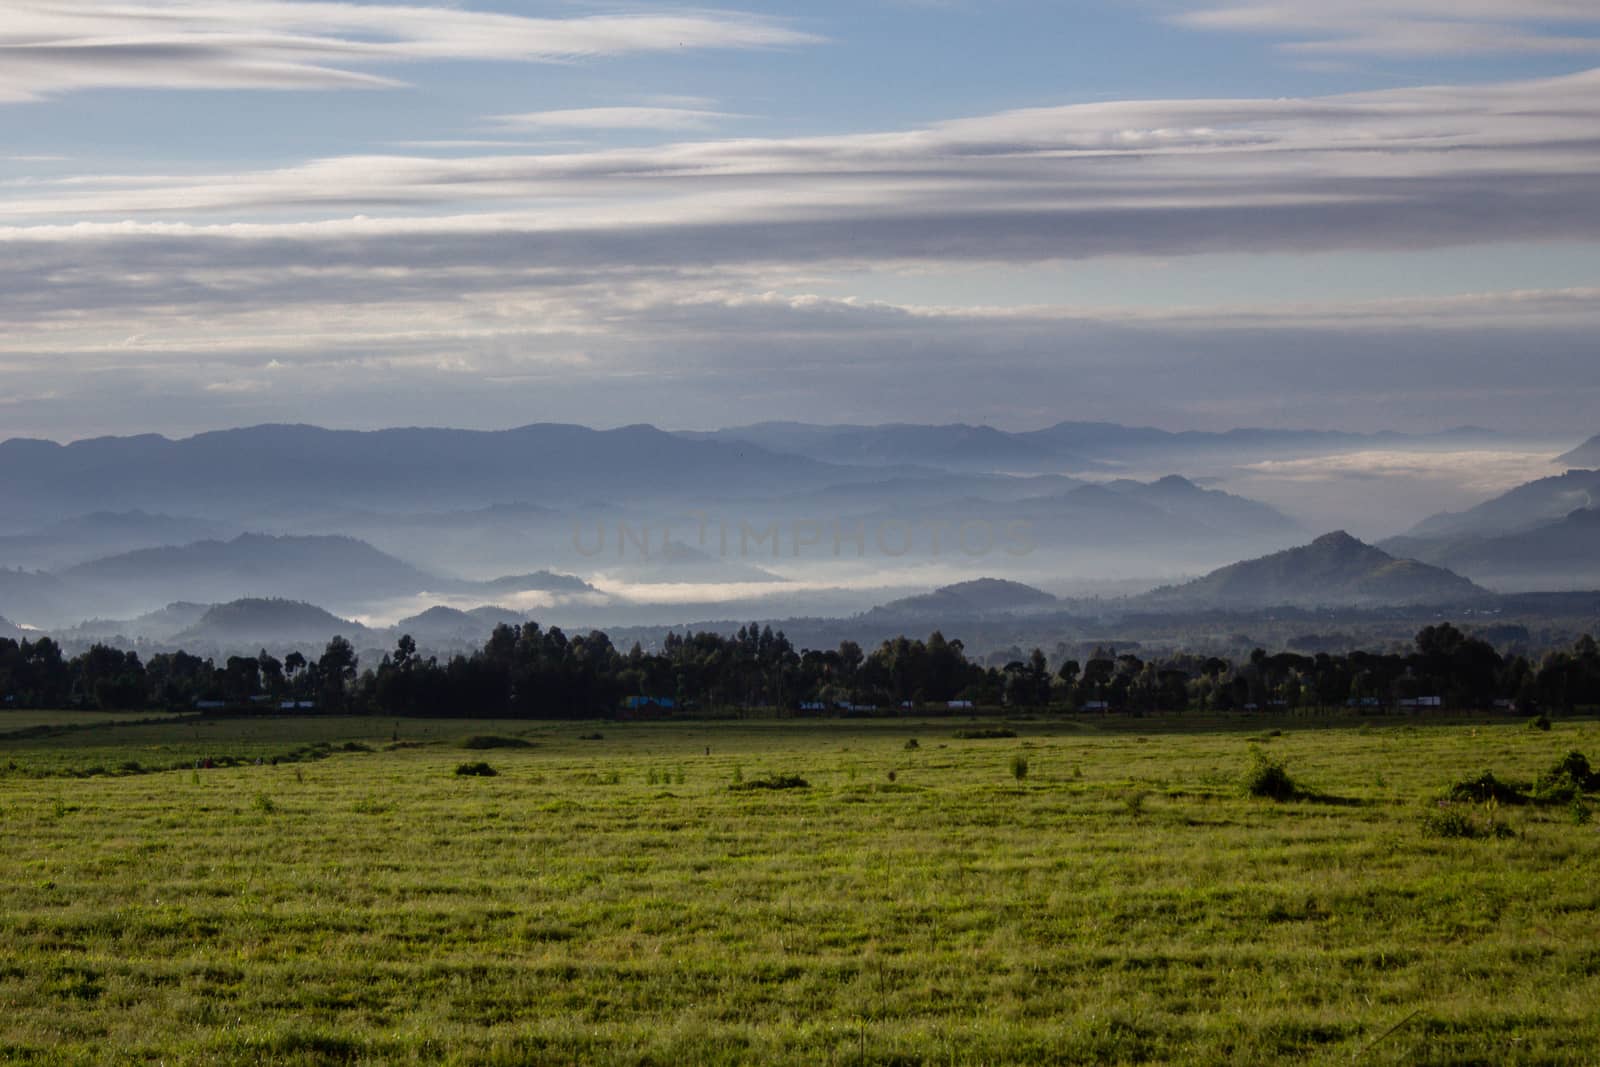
[2,713,1599,1065]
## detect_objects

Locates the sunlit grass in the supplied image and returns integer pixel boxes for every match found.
[2,714,1598,1064]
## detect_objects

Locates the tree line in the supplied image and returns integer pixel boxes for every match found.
[2,622,1598,716]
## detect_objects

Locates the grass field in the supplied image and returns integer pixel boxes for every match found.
[3,711,1599,1065]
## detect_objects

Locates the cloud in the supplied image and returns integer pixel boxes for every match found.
[4,67,1599,261]
[493,107,744,132]
[0,2,819,103]
[1238,450,1565,493]
[1177,1,1600,56]
[3,68,1600,440]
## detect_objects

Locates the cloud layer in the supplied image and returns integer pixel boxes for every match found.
[2,53,1599,439]
[1178,1,1600,56]
[0,1,817,103]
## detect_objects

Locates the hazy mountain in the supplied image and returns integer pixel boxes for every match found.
[61,534,437,617]
[0,423,859,523]
[394,605,526,646]
[692,420,1501,472]
[1103,476,1301,537]
[869,578,1058,619]
[1404,469,1600,540]
[172,599,372,647]
[1556,435,1600,468]
[1138,531,1487,609]
[0,569,74,628]
[469,572,597,597]
[0,510,237,571]
[685,422,1068,470]
[58,602,213,643]
[1386,508,1600,592]
[1004,477,1301,556]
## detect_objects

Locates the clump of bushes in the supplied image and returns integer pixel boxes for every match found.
[458,735,531,750]
[904,738,920,750]
[955,728,1017,740]
[1533,751,1598,804]
[1243,748,1296,800]
[455,761,498,777]
[729,774,809,792]
[1446,770,1525,805]
[1421,801,1516,840]
[1530,714,1552,731]
[1010,753,1029,783]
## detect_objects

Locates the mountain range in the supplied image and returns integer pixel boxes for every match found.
[0,533,598,627]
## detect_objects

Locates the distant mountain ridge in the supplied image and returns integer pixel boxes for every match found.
[1556,435,1600,468]
[1384,508,1600,592]
[1402,469,1600,541]
[1137,531,1487,609]
[691,420,1501,472]
[0,422,860,523]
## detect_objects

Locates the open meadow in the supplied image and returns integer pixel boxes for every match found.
[2,711,1599,1065]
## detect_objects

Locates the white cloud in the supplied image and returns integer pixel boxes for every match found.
[1177,1,1600,56]
[3,68,1600,439]
[493,107,744,132]
[0,2,819,103]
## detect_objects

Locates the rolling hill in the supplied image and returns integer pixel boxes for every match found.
[1137,531,1487,609]
[171,599,373,647]
[868,578,1058,619]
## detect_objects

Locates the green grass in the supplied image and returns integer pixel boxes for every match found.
[2,713,1599,1064]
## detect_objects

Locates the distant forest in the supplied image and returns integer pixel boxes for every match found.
[4,621,1600,718]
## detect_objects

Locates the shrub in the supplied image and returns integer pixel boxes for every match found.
[458,735,531,750]
[729,774,809,792]
[1010,753,1029,783]
[1243,748,1296,800]
[1571,798,1593,826]
[578,733,604,741]
[1533,751,1596,804]
[252,794,277,814]
[904,738,920,750]
[1447,770,1525,805]
[955,728,1017,740]
[1530,714,1552,731]
[455,761,498,777]
[1421,802,1516,840]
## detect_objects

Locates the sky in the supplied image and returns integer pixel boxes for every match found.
[2,0,1600,441]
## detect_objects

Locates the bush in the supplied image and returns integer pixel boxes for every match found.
[1530,714,1552,731]
[1421,802,1516,840]
[1533,751,1596,804]
[458,735,531,750]
[729,774,809,792]
[1243,748,1296,800]
[1447,770,1525,805]
[955,728,1016,740]
[455,761,498,777]
[1010,753,1029,783]
[904,738,920,750]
